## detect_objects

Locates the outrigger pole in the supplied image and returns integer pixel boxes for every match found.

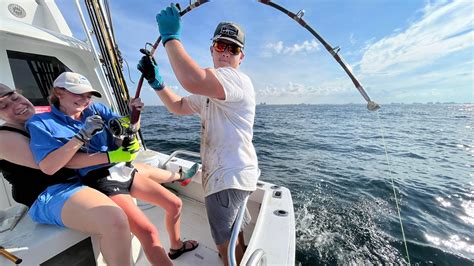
[257,0,380,111]
[85,0,131,116]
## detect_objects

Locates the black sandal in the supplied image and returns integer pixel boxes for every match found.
[168,240,199,260]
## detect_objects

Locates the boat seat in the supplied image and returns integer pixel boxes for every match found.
[1,211,91,265]
[0,202,142,266]
[0,153,164,266]
[0,175,142,266]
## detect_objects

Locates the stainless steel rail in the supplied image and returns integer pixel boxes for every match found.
[246,249,266,266]
[228,195,250,266]
[160,150,200,168]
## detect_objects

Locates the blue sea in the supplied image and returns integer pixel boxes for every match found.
[140,103,473,265]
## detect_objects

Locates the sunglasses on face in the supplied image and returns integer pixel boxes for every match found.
[212,41,242,55]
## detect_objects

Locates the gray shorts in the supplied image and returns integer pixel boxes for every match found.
[205,189,252,245]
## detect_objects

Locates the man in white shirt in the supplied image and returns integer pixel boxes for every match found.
[137,5,259,265]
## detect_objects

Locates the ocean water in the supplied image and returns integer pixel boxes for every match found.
[140,103,473,265]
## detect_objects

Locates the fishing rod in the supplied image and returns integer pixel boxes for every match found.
[253,2,415,264]
[257,0,380,111]
[129,0,379,131]
[129,0,210,126]
[0,246,22,265]
[130,0,379,114]
[109,0,210,159]
[84,0,130,115]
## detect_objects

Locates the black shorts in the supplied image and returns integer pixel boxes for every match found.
[81,165,137,196]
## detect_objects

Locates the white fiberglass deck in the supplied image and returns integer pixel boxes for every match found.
[136,196,221,265]
[135,192,258,266]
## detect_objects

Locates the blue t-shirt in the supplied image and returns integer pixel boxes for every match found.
[27,103,120,176]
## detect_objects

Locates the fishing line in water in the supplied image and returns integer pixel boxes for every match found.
[375,111,411,265]
[112,0,409,262]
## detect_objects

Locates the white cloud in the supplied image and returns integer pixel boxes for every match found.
[256,78,352,98]
[262,39,320,57]
[421,0,450,15]
[359,0,474,76]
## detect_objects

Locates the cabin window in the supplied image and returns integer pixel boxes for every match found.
[7,50,70,106]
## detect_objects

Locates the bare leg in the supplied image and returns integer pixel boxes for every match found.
[61,187,131,266]
[237,231,246,262]
[109,194,172,266]
[130,173,198,252]
[217,232,246,266]
[217,241,230,266]
[134,162,180,183]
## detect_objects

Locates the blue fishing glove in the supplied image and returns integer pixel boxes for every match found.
[156,4,181,45]
[137,56,165,91]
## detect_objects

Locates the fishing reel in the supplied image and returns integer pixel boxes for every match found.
[108,116,133,140]
[108,116,141,168]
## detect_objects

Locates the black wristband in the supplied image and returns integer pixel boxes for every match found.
[74,134,86,144]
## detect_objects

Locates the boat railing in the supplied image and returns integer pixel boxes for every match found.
[160,151,265,265]
[246,249,267,266]
[229,195,256,266]
[160,150,201,168]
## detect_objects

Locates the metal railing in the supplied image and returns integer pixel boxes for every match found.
[160,149,200,168]
[160,151,265,265]
[228,195,250,266]
[246,249,266,266]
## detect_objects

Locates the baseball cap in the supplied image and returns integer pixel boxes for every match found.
[212,22,245,48]
[53,72,102,98]
[0,83,15,98]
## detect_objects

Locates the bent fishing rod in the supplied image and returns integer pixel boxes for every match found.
[257,0,380,111]
[131,0,379,114]
[254,2,416,263]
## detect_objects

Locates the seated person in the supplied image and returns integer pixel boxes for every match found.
[0,83,133,265]
[26,72,199,265]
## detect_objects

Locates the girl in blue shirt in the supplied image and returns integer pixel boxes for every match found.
[0,83,133,265]
[27,72,198,265]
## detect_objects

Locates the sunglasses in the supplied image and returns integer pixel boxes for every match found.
[212,41,242,55]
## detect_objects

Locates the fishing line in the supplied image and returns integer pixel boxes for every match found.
[131,0,409,262]
[375,111,411,265]
[123,58,135,85]
[257,0,411,263]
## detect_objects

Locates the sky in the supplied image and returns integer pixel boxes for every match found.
[56,0,474,105]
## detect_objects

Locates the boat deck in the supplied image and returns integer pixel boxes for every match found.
[136,195,223,266]
[0,190,258,266]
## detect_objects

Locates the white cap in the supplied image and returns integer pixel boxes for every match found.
[53,72,102,98]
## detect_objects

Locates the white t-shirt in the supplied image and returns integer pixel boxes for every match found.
[186,67,259,197]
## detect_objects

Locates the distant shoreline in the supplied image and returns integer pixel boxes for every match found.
[144,102,474,107]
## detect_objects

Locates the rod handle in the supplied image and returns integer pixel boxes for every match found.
[0,248,22,264]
